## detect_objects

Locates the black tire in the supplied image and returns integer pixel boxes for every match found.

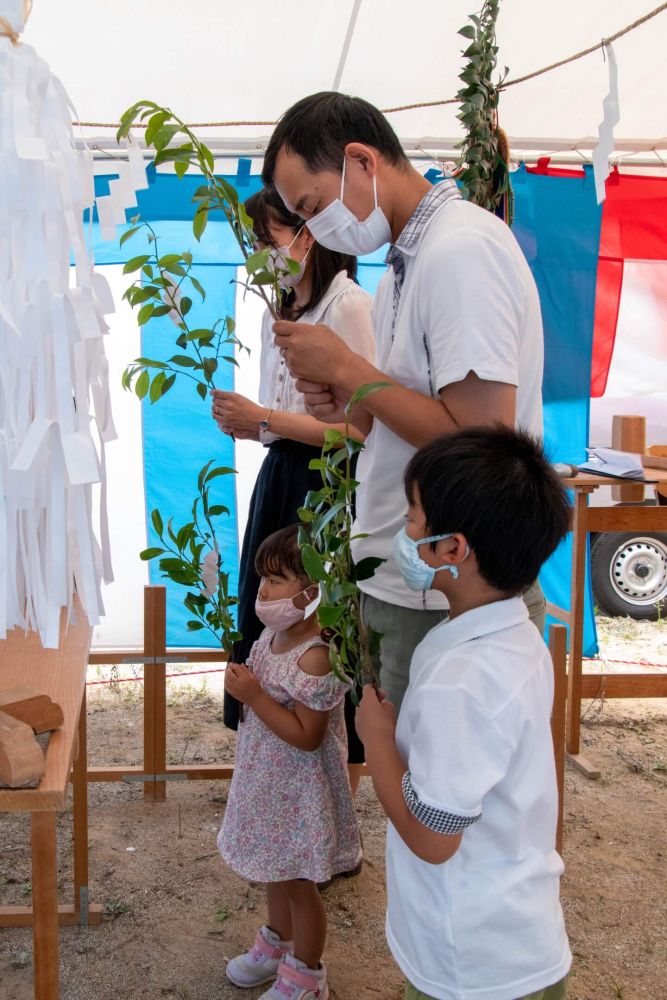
[591,531,667,620]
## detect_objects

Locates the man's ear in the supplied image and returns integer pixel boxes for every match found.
[343,142,379,177]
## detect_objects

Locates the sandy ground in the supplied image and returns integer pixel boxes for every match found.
[1,614,666,1000]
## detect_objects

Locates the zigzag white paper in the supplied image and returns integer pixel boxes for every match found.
[0,21,143,647]
[592,43,620,206]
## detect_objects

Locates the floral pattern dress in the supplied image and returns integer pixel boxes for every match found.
[217,629,363,883]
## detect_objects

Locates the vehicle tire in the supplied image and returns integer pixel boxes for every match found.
[590,531,667,620]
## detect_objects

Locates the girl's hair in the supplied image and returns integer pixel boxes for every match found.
[244,187,358,320]
[255,524,309,582]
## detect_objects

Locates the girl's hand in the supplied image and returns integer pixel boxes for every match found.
[211,390,264,434]
[356,685,397,750]
[224,663,262,705]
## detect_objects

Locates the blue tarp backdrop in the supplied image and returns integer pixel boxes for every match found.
[90,166,599,654]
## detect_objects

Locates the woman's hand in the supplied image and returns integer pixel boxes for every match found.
[356,686,397,751]
[224,663,262,705]
[211,390,265,435]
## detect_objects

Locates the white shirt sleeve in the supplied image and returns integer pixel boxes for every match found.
[418,228,526,394]
[325,285,376,363]
[406,684,513,819]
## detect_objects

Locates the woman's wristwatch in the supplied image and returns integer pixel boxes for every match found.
[258,408,273,434]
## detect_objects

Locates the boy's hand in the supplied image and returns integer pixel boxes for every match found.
[356,686,397,749]
[224,663,262,705]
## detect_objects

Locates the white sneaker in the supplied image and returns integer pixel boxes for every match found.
[258,953,329,1000]
[226,925,292,988]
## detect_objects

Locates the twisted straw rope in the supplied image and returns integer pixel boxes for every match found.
[0,0,33,45]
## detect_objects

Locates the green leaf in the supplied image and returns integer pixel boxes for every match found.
[208,504,230,516]
[354,556,385,581]
[347,380,392,409]
[149,371,166,402]
[162,373,176,396]
[135,370,149,400]
[123,255,151,275]
[193,207,209,241]
[187,620,205,631]
[137,303,155,326]
[300,544,329,582]
[196,382,208,401]
[317,605,344,627]
[245,249,270,274]
[151,510,164,537]
[119,225,142,247]
[205,466,236,483]
[458,24,476,38]
[140,547,165,560]
[144,111,170,147]
[169,354,198,367]
[190,275,206,301]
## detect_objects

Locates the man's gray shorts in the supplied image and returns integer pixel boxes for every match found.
[360,580,546,713]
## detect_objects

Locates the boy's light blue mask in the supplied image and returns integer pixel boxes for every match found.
[393,526,464,592]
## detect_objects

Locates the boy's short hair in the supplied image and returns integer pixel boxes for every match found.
[255,524,309,582]
[262,91,409,185]
[404,426,571,594]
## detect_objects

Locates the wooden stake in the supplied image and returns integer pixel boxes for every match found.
[549,624,567,855]
[143,586,167,802]
[611,414,646,502]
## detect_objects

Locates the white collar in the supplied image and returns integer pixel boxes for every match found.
[299,270,352,323]
[430,597,529,651]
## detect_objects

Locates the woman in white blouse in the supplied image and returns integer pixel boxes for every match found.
[211,188,375,780]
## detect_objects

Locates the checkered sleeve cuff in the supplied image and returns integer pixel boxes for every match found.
[402,771,481,835]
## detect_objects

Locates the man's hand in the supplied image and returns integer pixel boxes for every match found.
[273,320,353,383]
[224,663,262,705]
[294,379,350,423]
[211,390,264,436]
[356,685,397,750]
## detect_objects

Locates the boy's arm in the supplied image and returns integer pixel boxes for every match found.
[358,688,462,865]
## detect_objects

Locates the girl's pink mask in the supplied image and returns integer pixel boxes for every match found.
[255,587,321,631]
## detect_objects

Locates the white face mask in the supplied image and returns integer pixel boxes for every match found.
[267,228,312,289]
[305,158,391,256]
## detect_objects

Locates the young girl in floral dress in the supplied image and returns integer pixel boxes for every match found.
[218,524,361,1000]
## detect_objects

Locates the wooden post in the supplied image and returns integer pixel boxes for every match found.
[31,811,59,999]
[143,586,167,802]
[611,414,646,502]
[549,624,567,855]
[566,490,587,756]
[72,688,89,922]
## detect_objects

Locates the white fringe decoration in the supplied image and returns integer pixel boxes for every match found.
[0,7,143,647]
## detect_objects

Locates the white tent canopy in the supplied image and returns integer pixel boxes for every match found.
[23,1,667,160]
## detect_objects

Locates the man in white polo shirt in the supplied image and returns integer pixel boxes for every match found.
[265,92,545,710]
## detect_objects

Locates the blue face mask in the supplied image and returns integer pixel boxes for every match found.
[392,526,461,592]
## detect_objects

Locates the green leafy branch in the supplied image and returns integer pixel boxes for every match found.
[140,461,240,652]
[120,218,243,403]
[455,0,511,217]
[298,383,391,693]
[116,102,300,320]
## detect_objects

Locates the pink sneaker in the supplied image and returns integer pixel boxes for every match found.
[226,925,292,988]
[258,953,329,1000]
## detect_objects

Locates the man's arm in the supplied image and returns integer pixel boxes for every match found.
[274,322,516,448]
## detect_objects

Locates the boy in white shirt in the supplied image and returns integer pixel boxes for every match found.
[356,426,572,1000]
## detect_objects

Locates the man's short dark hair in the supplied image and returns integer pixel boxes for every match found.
[255,524,309,582]
[262,92,408,185]
[404,426,571,595]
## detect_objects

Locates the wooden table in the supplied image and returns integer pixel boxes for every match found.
[0,600,102,999]
[549,468,667,778]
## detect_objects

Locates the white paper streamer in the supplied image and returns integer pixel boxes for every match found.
[0,20,145,648]
[592,42,620,205]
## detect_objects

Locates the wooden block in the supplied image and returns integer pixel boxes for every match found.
[611,414,646,502]
[566,752,601,780]
[0,710,46,787]
[0,687,64,733]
